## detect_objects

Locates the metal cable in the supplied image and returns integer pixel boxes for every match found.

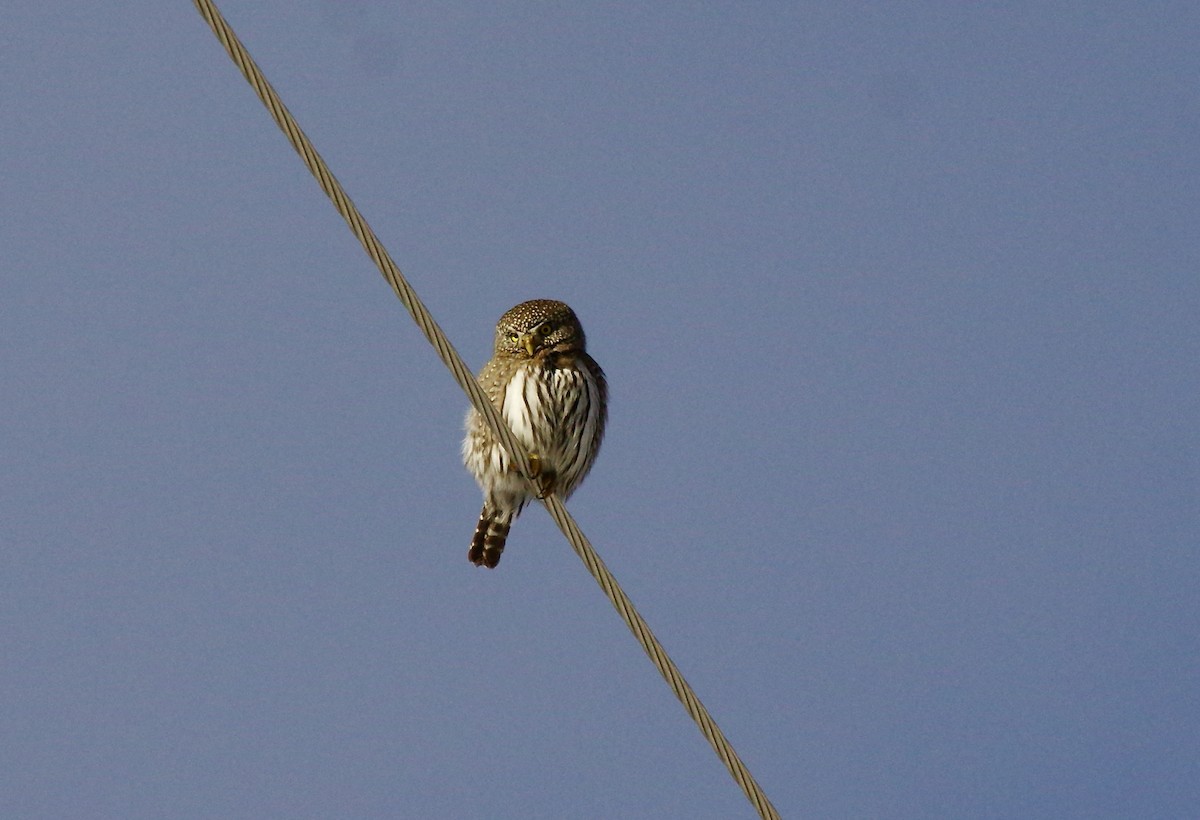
[191,2,780,816]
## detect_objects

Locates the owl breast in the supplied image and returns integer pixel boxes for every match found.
[500,359,603,498]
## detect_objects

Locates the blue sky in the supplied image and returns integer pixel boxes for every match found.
[3,3,1198,817]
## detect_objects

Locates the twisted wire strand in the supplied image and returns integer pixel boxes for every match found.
[191,2,779,817]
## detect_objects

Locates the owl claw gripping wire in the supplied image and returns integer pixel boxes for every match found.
[462,300,607,568]
[525,451,562,499]
[527,452,551,499]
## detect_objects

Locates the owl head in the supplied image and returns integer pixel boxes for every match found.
[494,299,586,358]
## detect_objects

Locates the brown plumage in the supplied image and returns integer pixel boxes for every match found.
[461,300,607,568]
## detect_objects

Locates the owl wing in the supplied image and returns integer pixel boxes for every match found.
[581,352,608,459]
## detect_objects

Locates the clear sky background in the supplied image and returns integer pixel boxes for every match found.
[3,3,1198,818]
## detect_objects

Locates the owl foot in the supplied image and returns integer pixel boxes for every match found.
[527,452,556,499]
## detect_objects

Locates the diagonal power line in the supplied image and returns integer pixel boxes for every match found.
[190,2,780,816]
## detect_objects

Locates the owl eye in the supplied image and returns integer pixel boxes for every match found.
[539,322,555,335]
[507,332,520,343]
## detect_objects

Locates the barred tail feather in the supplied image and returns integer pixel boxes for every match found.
[469,507,513,569]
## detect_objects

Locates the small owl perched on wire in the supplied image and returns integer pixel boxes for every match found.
[462,299,607,568]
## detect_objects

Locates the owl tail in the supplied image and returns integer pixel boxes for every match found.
[469,506,513,568]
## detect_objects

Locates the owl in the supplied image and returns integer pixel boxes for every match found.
[461,299,607,568]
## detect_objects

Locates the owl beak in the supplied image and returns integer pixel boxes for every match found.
[520,332,537,357]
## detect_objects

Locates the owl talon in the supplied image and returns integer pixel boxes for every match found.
[527,453,556,498]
